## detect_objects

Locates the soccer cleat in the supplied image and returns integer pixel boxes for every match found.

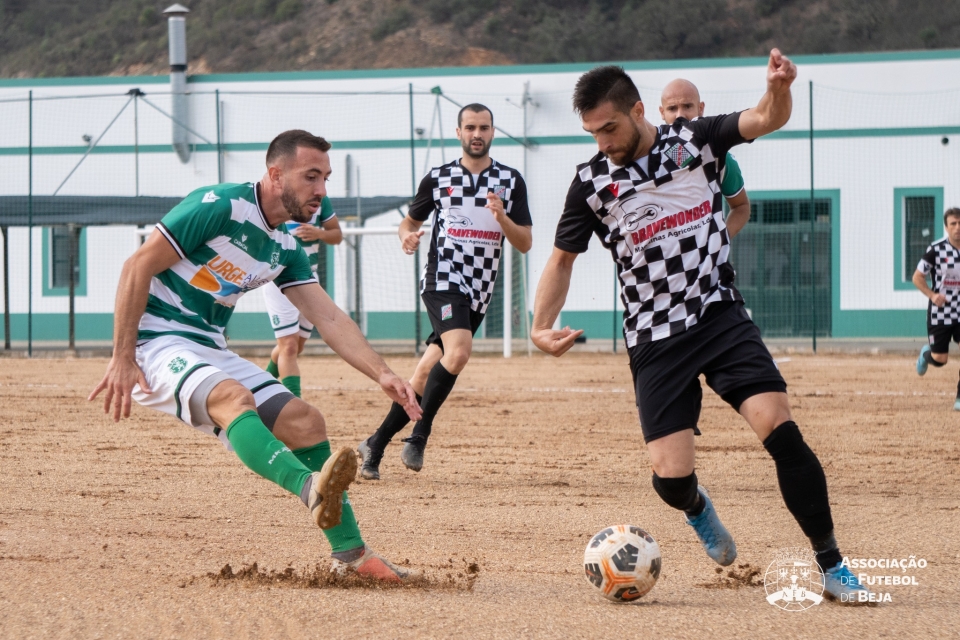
[822,563,873,604]
[330,546,414,584]
[400,435,426,472]
[917,345,931,376]
[685,486,737,566]
[357,438,383,480]
[954,397,960,411]
[307,447,358,530]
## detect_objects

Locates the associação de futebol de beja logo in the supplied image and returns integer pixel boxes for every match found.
[764,548,927,609]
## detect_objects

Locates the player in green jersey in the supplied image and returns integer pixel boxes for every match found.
[660,78,752,238]
[89,129,421,583]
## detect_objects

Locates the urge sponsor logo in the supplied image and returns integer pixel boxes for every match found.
[189,255,268,300]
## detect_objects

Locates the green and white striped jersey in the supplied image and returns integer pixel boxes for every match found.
[282,195,336,273]
[141,182,314,349]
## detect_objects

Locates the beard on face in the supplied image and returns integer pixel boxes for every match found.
[461,136,491,159]
[280,184,317,223]
[605,121,642,166]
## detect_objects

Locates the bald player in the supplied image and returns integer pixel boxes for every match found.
[660,79,751,239]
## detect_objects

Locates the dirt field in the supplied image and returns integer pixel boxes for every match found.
[1,352,958,639]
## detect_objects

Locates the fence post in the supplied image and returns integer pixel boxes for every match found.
[27,90,33,357]
[503,245,512,358]
[409,83,421,355]
[809,80,817,353]
[2,225,9,350]
[215,89,223,183]
[612,263,618,353]
[68,224,77,353]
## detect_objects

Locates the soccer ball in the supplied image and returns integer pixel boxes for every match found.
[583,525,661,602]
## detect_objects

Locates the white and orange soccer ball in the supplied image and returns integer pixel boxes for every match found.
[583,525,661,602]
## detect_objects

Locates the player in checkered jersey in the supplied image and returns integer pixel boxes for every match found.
[659,79,751,239]
[357,104,533,479]
[913,207,960,409]
[532,51,870,603]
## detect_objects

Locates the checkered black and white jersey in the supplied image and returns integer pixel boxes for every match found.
[409,159,532,314]
[918,238,960,325]
[555,113,748,347]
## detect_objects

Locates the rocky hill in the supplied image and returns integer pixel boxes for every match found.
[0,0,957,78]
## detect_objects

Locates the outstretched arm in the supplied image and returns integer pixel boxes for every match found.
[738,49,797,140]
[88,230,182,421]
[284,282,422,419]
[531,247,583,357]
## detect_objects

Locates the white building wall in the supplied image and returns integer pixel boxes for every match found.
[2,51,960,334]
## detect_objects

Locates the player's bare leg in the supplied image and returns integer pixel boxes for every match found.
[647,429,737,566]
[739,391,871,602]
[272,334,304,397]
[401,328,472,472]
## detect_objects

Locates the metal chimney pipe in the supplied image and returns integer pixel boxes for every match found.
[163,4,191,163]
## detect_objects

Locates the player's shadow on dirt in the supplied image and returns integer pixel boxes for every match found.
[183,558,480,591]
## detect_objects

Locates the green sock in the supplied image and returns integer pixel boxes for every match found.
[265,359,279,378]
[281,375,301,398]
[294,441,364,554]
[226,411,312,497]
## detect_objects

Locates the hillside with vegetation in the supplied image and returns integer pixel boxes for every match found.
[1,0,958,78]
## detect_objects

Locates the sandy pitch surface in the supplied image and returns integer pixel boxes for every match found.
[1,353,958,639]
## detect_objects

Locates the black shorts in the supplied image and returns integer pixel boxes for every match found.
[927,323,960,354]
[422,289,484,351]
[628,301,787,443]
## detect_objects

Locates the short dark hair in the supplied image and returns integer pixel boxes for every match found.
[572,66,641,116]
[266,129,331,166]
[457,103,493,128]
[945,207,960,224]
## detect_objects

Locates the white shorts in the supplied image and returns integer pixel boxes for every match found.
[132,335,290,447]
[263,280,314,339]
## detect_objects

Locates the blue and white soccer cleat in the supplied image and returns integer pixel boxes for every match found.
[822,563,873,604]
[685,486,737,566]
[917,345,931,376]
[953,397,960,412]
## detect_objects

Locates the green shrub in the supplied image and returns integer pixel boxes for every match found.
[371,6,414,40]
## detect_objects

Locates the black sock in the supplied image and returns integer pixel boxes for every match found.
[368,393,422,451]
[763,421,835,541]
[409,361,458,442]
[652,472,703,516]
[923,350,945,367]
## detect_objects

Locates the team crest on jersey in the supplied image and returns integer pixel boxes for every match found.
[271,314,280,327]
[441,304,453,320]
[168,357,187,373]
[665,143,694,168]
[270,251,280,269]
[446,187,455,196]
[491,185,507,199]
